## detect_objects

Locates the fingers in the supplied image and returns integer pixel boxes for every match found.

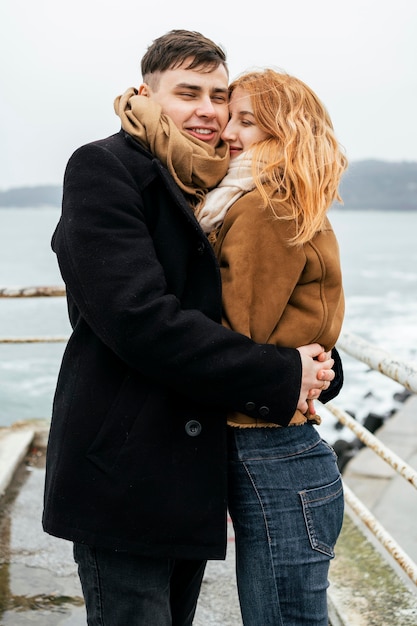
[306,378,331,404]
[297,398,318,416]
[296,344,335,412]
[297,398,309,414]
[308,378,331,395]
[317,376,332,388]
[316,349,332,363]
[307,399,316,416]
[297,343,325,359]
[317,362,334,383]
[307,389,320,400]
[297,346,334,381]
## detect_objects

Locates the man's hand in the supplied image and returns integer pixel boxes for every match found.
[296,344,334,414]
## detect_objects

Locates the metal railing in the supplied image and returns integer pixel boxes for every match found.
[2,287,417,587]
[0,285,68,343]
[337,331,417,395]
[326,330,417,586]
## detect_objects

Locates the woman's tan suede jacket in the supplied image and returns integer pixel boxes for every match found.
[213,186,345,427]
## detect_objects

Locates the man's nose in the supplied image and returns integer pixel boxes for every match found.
[195,97,216,118]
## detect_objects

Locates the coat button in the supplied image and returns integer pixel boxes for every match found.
[185,420,202,437]
[196,243,205,256]
[259,406,270,417]
[245,402,256,412]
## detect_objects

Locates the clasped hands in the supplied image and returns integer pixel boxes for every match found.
[297,344,335,415]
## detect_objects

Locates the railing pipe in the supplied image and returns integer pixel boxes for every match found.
[0,336,68,344]
[0,285,68,343]
[0,286,66,297]
[337,331,417,393]
[325,401,417,490]
[343,483,417,586]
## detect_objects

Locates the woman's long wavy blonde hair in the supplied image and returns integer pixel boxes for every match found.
[229,69,348,244]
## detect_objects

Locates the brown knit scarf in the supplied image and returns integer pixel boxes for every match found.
[114,88,230,205]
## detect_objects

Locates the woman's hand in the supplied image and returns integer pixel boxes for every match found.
[296,345,334,414]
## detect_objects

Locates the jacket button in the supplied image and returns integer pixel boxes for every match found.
[185,420,202,437]
[196,243,205,256]
[245,402,256,412]
[259,406,270,417]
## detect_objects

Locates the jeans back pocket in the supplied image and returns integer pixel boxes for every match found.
[299,475,344,557]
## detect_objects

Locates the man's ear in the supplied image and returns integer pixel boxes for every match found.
[138,83,151,97]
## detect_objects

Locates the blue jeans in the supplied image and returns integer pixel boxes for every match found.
[73,543,206,625]
[227,423,344,625]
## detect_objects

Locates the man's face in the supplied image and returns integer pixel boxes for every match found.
[139,61,229,148]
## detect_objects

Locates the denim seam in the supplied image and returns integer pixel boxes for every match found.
[242,462,272,546]
[242,462,283,625]
[238,438,321,462]
[301,484,344,504]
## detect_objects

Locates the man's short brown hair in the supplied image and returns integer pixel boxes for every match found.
[141,29,228,82]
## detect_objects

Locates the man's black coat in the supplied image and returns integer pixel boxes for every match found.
[42,130,342,559]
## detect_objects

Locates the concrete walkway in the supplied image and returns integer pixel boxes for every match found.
[342,394,417,565]
[0,421,241,625]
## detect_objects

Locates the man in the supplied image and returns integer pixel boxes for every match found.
[43,30,341,625]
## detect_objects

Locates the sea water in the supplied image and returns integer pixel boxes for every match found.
[0,207,416,443]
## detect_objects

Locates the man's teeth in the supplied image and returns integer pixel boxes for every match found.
[193,129,212,135]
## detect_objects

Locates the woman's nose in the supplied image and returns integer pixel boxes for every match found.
[221,122,235,142]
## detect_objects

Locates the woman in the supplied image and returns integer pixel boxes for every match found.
[197,69,348,625]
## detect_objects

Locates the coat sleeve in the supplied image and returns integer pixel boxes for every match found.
[53,141,303,425]
[320,347,344,403]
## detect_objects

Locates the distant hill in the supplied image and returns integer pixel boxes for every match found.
[1,160,417,210]
[0,185,62,208]
[336,160,417,211]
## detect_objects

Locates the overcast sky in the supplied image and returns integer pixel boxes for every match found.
[1,0,416,189]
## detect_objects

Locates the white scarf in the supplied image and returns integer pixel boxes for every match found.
[196,152,255,233]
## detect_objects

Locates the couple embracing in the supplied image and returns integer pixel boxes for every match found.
[43,29,347,625]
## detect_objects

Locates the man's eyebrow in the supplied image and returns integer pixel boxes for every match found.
[174,82,201,91]
[174,82,228,94]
